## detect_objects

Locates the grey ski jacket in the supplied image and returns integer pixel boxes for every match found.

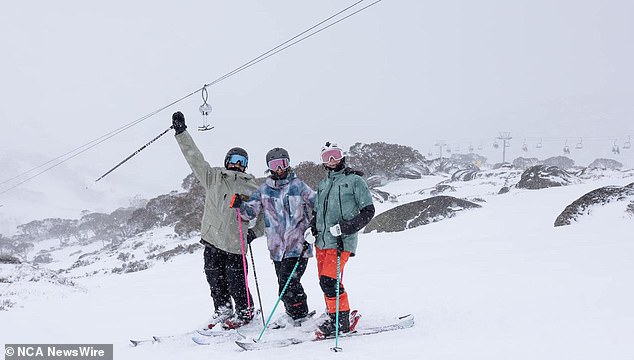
[175,131,263,254]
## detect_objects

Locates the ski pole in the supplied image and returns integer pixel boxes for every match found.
[248,242,266,327]
[95,126,173,182]
[254,242,310,342]
[331,236,344,352]
[236,209,252,315]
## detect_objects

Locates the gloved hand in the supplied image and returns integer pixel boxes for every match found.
[329,223,342,237]
[229,194,249,208]
[303,228,316,244]
[172,111,187,135]
[247,229,256,244]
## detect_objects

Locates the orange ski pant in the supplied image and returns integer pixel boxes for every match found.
[315,247,351,313]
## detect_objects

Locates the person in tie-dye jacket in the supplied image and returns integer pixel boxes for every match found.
[230,147,316,327]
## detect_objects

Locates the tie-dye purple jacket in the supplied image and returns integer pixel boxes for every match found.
[239,171,316,261]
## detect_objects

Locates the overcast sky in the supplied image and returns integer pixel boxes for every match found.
[1,0,634,223]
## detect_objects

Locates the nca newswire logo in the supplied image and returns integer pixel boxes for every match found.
[4,344,112,360]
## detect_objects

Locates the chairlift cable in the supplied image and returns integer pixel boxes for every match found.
[0,0,380,193]
[208,0,369,87]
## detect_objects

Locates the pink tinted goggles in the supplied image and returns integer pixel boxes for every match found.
[268,158,290,170]
[321,148,344,163]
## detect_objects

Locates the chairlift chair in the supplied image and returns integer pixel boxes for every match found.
[575,138,583,150]
[563,140,570,154]
[198,87,214,131]
[611,139,620,154]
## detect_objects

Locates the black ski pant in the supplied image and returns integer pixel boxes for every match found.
[203,242,252,313]
[273,256,309,320]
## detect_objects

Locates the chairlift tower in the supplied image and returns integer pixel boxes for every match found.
[434,141,446,160]
[497,132,512,163]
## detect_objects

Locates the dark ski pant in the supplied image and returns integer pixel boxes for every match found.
[273,256,309,319]
[203,242,252,313]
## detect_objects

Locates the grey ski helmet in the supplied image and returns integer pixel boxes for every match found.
[266,147,290,164]
[224,147,249,169]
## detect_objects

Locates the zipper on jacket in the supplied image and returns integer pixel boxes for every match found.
[321,175,336,243]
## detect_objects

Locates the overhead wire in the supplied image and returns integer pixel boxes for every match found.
[0,0,380,195]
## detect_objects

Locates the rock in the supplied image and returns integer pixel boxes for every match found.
[516,165,576,190]
[363,196,481,233]
[554,182,634,226]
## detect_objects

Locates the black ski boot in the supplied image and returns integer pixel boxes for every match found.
[223,308,254,329]
[316,310,350,338]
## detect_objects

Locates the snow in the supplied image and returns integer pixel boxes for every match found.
[1,174,633,359]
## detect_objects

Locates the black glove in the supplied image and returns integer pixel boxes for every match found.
[247,229,256,244]
[336,236,344,253]
[172,111,187,135]
[229,194,249,208]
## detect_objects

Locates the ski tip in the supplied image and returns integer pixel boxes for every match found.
[235,339,256,351]
[129,340,139,347]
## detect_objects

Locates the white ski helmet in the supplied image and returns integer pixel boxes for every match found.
[320,142,345,164]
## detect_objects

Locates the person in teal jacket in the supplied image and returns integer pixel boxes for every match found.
[311,142,375,337]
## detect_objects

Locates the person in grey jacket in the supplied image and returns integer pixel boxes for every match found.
[172,111,264,330]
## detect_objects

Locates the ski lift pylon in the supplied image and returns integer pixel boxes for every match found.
[624,136,632,150]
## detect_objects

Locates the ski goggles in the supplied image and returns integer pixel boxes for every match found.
[321,148,344,163]
[228,154,248,167]
[268,158,290,171]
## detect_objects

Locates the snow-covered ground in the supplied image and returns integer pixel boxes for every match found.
[1,173,633,359]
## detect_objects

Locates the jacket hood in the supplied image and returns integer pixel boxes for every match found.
[266,170,296,189]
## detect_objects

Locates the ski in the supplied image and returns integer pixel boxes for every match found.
[235,313,414,351]
[191,330,244,345]
[192,309,319,345]
[129,331,195,347]
[195,327,240,337]
[129,318,242,347]
[129,339,154,347]
[268,310,318,330]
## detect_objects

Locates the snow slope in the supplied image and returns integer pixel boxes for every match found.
[1,174,633,359]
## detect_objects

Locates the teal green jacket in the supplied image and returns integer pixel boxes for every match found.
[314,168,374,255]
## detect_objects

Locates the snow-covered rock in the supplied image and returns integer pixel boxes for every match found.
[554,182,634,226]
[516,165,578,190]
[364,195,481,233]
